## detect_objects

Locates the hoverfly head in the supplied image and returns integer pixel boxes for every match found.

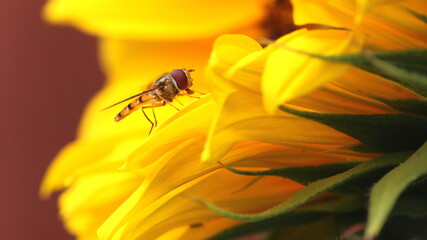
[171,69,194,90]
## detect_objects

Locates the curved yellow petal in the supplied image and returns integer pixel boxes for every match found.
[202,91,360,163]
[263,29,361,114]
[43,0,267,39]
[126,95,218,168]
[103,120,369,238]
[205,34,264,102]
[39,134,144,198]
[287,83,395,114]
[59,170,143,239]
[98,143,213,240]
[286,64,423,115]
[366,0,427,37]
[333,67,421,100]
[291,0,427,49]
[99,167,303,239]
[129,174,302,240]
[156,225,189,240]
[355,0,402,24]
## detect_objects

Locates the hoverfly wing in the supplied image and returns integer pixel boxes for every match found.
[100,88,156,111]
[114,91,161,122]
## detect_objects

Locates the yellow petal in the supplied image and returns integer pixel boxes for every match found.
[287,85,394,114]
[291,0,427,49]
[39,135,144,198]
[130,174,302,239]
[221,141,375,167]
[126,95,219,168]
[205,34,264,103]
[156,225,188,240]
[99,167,303,239]
[103,114,368,238]
[99,39,212,86]
[43,0,267,39]
[98,147,212,239]
[202,91,360,163]
[333,67,421,100]
[59,170,143,239]
[99,116,314,239]
[355,0,401,23]
[366,0,427,36]
[262,29,361,114]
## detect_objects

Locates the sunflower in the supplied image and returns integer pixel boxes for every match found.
[41,0,427,239]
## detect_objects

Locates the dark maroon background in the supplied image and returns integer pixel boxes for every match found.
[0,0,103,239]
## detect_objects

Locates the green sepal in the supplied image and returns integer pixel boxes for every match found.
[376,97,427,117]
[220,161,361,185]
[280,105,427,152]
[222,161,396,194]
[192,151,411,221]
[365,142,427,239]
[405,8,427,23]
[363,52,427,97]
[206,195,365,240]
[285,47,427,96]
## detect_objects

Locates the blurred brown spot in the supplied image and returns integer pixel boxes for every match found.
[260,0,297,40]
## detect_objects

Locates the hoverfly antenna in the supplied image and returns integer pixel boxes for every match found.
[187,68,195,72]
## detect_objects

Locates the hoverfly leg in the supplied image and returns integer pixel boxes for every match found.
[151,106,157,127]
[185,89,195,95]
[141,101,166,135]
[141,108,154,135]
[185,95,200,99]
[179,89,203,99]
[192,89,206,95]
[156,94,180,111]
[174,97,184,106]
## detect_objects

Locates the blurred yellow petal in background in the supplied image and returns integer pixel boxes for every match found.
[43,0,268,39]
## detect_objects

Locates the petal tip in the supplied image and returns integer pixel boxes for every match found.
[201,149,211,163]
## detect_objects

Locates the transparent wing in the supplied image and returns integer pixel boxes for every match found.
[100,88,156,111]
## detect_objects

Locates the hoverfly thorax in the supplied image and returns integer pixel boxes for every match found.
[171,69,194,90]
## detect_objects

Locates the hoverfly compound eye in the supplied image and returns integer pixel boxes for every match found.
[171,69,189,90]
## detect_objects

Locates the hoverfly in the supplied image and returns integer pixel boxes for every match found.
[102,69,201,134]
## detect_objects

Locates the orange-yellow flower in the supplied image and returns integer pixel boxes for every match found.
[41,0,427,239]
